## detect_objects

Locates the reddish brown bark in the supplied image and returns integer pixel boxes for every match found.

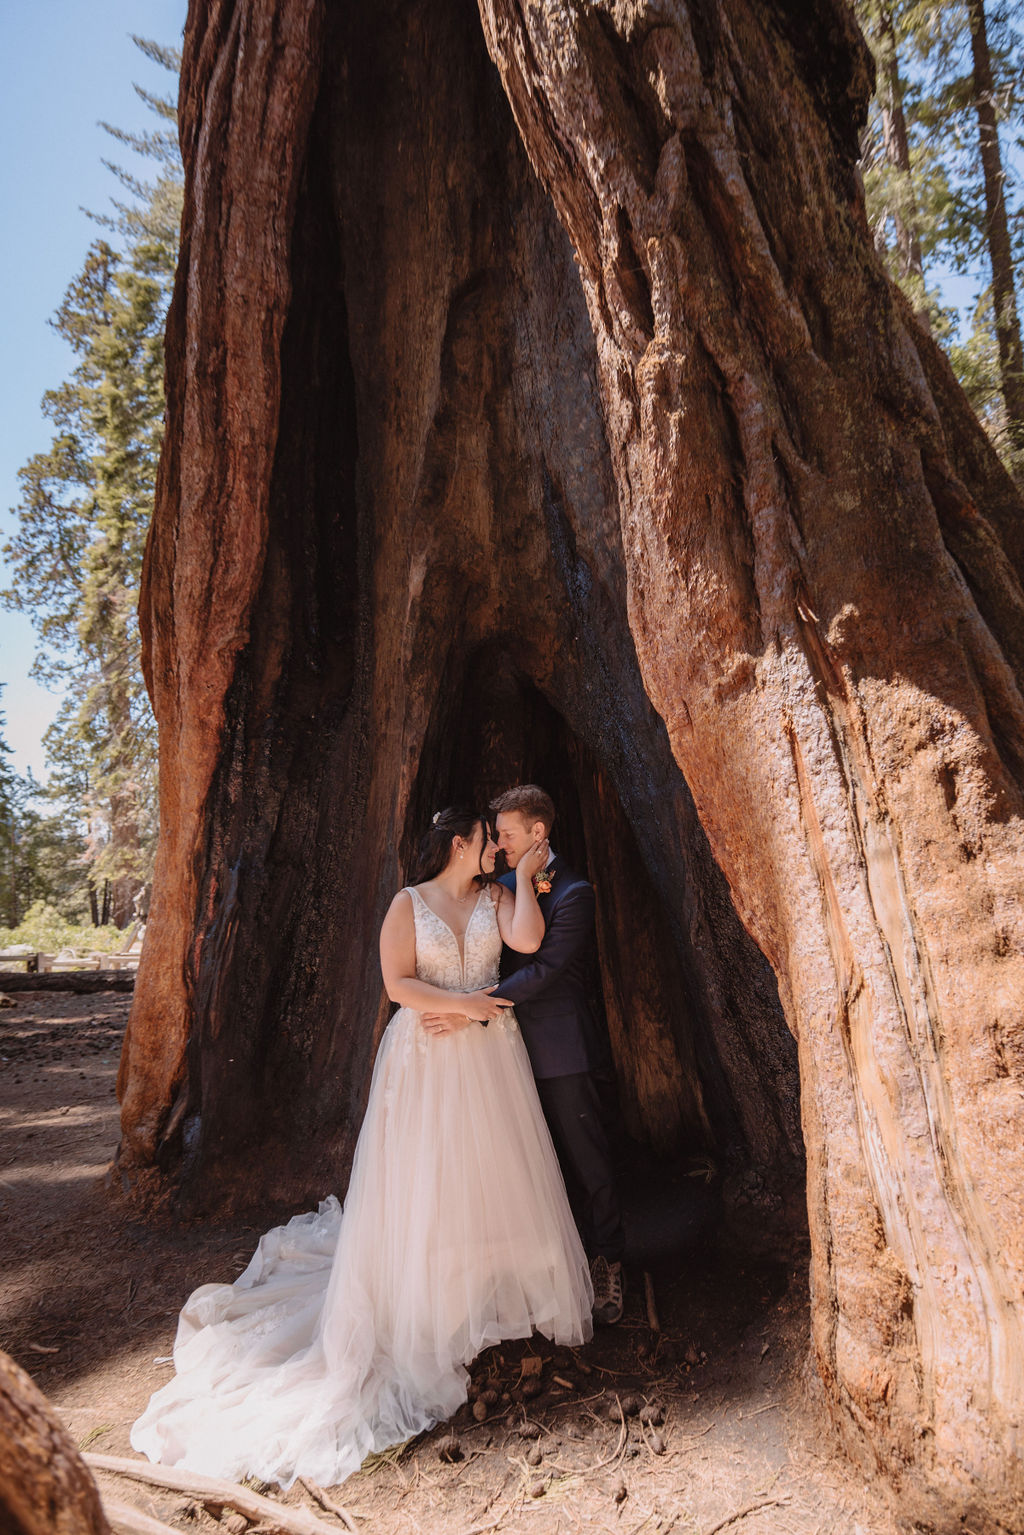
[119,0,798,1218]
[476,0,1024,1527]
[116,0,1024,1525]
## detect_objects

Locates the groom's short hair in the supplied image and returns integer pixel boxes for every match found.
[490,784,556,833]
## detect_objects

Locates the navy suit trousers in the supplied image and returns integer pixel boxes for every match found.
[535,1067,625,1263]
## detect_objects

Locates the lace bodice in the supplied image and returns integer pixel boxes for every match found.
[405,886,501,992]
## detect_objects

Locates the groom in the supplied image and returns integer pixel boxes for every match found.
[488,784,626,1326]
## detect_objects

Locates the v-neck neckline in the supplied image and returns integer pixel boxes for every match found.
[409,885,486,974]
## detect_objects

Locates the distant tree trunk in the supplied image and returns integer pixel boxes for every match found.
[871,1,926,286]
[967,0,1024,448]
[117,0,1024,1527]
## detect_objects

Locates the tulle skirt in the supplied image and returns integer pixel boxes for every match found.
[130,1007,593,1487]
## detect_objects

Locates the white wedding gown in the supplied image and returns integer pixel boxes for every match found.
[131,886,593,1488]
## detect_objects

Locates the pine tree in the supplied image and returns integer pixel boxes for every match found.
[856,0,1024,472]
[965,0,1024,448]
[2,37,181,924]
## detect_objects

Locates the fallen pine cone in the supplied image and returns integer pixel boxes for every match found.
[472,1399,489,1422]
[517,1421,542,1440]
[620,1394,642,1417]
[526,1444,543,1467]
[648,1430,667,1455]
[529,1479,546,1499]
[438,1434,463,1463]
[479,1387,499,1405]
[614,1480,628,1504]
[639,1403,665,1426]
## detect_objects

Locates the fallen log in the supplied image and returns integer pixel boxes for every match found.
[0,970,135,994]
[0,1349,110,1534]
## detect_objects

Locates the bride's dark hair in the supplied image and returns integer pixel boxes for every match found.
[409,806,487,884]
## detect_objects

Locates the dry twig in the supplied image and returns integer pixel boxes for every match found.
[297,1475,361,1531]
[643,1272,659,1334]
[461,1489,522,1535]
[542,1394,629,1476]
[701,1495,789,1535]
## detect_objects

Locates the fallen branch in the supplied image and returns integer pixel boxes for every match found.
[297,1476,360,1531]
[101,1498,184,1535]
[0,970,135,993]
[85,1454,342,1535]
[702,1496,788,1535]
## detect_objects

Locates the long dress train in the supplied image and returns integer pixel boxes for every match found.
[130,885,593,1487]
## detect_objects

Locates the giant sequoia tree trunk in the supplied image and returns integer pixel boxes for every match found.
[117,0,1024,1527]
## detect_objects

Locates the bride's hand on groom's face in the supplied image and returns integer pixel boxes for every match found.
[516,838,550,882]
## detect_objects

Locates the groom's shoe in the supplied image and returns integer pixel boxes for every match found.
[590,1256,625,1325]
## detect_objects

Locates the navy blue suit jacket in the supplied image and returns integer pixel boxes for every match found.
[492,855,609,1080]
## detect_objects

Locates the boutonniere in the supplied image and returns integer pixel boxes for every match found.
[533,867,554,894]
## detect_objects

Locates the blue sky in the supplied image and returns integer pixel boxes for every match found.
[0,1,186,777]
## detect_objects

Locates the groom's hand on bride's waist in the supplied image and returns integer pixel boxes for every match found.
[420,1011,473,1036]
[421,990,514,1031]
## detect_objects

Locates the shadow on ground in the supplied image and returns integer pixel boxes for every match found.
[0,992,892,1534]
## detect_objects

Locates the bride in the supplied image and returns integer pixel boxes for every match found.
[130,807,593,1488]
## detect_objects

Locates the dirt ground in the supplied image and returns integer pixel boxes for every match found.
[0,991,899,1535]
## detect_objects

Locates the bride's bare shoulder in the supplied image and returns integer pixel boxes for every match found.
[382,887,416,924]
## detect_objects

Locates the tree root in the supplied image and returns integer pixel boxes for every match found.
[101,1497,183,1535]
[84,1454,344,1535]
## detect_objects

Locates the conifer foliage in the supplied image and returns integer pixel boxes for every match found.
[2,38,182,928]
[856,0,1024,473]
